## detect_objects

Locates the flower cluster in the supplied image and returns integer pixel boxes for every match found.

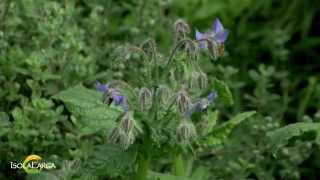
[176,90,218,142]
[96,82,135,150]
[94,18,228,149]
[108,111,135,150]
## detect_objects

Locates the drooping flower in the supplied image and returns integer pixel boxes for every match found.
[96,82,109,93]
[195,18,229,59]
[110,90,124,106]
[96,82,129,112]
[195,18,229,47]
[184,91,218,117]
[207,91,218,103]
[211,18,229,43]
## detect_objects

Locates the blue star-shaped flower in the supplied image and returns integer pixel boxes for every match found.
[195,18,229,49]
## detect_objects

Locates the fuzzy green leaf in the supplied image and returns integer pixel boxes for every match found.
[267,122,320,154]
[204,111,256,146]
[212,78,234,106]
[83,144,137,178]
[52,85,122,135]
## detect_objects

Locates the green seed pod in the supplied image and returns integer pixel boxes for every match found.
[138,87,152,110]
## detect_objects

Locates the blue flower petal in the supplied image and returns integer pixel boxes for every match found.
[112,91,123,105]
[212,18,224,33]
[96,82,109,93]
[214,30,229,43]
[195,30,208,49]
[195,30,205,40]
[207,91,218,103]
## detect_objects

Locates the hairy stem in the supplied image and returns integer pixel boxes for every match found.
[163,38,192,73]
[185,153,194,176]
[135,137,152,180]
[135,155,150,180]
[172,153,185,176]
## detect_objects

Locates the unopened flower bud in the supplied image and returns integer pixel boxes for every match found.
[176,89,192,113]
[185,40,198,60]
[108,125,135,150]
[189,71,200,90]
[108,126,123,144]
[176,119,197,142]
[198,71,208,89]
[121,131,135,150]
[174,19,190,41]
[141,39,157,57]
[120,111,134,133]
[139,87,152,110]
[158,85,172,105]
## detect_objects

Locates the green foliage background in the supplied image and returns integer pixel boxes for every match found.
[1,0,320,179]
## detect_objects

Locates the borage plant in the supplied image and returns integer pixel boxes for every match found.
[53,18,255,180]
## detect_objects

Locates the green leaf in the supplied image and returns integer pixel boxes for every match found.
[0,111,10,127]
[267,122,320,154]
[204,111,256,146]
[212,78,234,106]
[0,111,10,137]
[52,84,104,109]
[52,85,122,135]
[83,144,137,178]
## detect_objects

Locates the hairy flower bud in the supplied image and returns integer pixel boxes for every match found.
[185,40,198,60]
[174,19,190,41]
[141,39,157,57]
[189,71,200,90]
[122,131,135,150]
[198,71,208,89]
[176,89,192,113]
[108,126,123,144]
[108,125,135,150]
[139,87,152,110]
[120,111,134,133]
[158,85,172,105]
[176,119,197,142]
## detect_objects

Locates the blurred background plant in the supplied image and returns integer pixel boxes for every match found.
[1,0,320,179]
